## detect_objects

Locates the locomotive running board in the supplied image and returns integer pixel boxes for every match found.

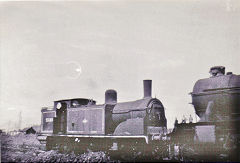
[44,134,149,144]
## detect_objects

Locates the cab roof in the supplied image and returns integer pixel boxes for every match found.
[54,98,95,103]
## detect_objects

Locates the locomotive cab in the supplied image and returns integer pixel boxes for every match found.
[40,98,96,135]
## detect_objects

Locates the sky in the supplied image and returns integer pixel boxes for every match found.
[0,0,240,130]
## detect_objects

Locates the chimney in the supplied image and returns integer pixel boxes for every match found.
[209,66,225,77]
[143,80,152,98]
[105,89,117,104]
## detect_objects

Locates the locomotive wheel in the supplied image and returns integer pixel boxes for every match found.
[72,139,88,154]
[108,141,142,162]
[46,136,60,151]
[109,142,167,162]
[150,141,169,160]
[178,144,195,161]
[46,136,53,151]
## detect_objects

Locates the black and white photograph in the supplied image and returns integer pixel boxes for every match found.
[0,0,240,162]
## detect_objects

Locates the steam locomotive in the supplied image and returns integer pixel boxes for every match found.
[38,66,240,161]
[38,80,168,160]
[169,66,240,161]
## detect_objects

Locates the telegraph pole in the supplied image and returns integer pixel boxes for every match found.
[18,111,22,131]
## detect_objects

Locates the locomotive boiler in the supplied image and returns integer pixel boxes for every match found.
[169,66,240,161]
[38,80,168,160]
